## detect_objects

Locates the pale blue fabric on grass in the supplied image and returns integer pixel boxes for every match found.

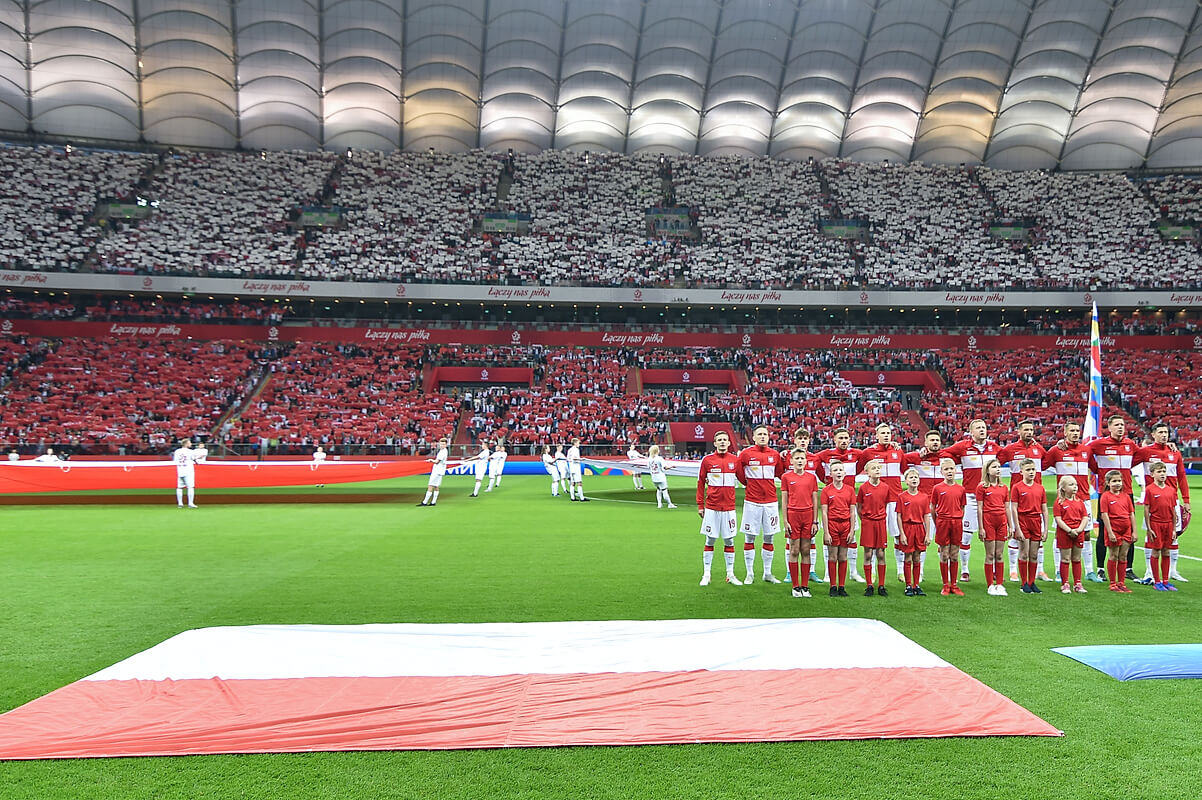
[1052,644,1202,681]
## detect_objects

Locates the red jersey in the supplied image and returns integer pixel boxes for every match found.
[896,490,931,525]
[940,438,1000,492]
[1099,491,1134,533]
[856,480,893,521]
[1009,479,1047,516]
[781,470,819,511]
[1139,444,1190,502]
[821,481,856,523]
[697,451,739,512]
[903,449,943,495]
[997,439,1050,484]
[857,444,905,490]
[1046,442,1092,496]
[1053,497,1088,529]
[736,445,787,504]
[779,448,820,479]
[1145,482,1179,525]
[1086,436,1143,494]
[975,483,1009,516]
[931,482,968,520]
[813,447,861,484]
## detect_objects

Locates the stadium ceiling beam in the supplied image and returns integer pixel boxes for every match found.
[1143,2,1201,170]
[908,0,956,164]
[838,0,880,159]
[398,0,408,150]
[318,0,326,149]
[549,0,569,151]
[22,0,31,129]
[983,0,1036,165]
[621,1,648,154]
[232,0,242,149]
[1056,0,1115,168]
[766,0,802,154]
[477,0,491,149]
[694,0,726,155]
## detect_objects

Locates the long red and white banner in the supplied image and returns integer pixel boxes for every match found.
[0,619,1059,759]
[3,318,1200,351]
[0,459,431,494]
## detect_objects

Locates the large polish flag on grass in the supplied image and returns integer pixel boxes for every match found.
[0,619,1059,759]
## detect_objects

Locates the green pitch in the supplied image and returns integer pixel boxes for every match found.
[1,474,1200,800]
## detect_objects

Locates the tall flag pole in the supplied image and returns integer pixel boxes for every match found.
[1084,302,1103,499]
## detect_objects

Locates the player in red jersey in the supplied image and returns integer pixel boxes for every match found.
[1139,422,1191,584]
[1144,461,1180,591]
[932,458,968,596]
[938,419,1001,583]
[1085,415,1146,582]
[998,419,1053,582]
[696,431,741,587]
[1009,459,1048,594]
[858,423,906,580]
[1045,421,1102,583]
[857,459,893,596]
[903,428,943,582]
[976,459,1011,595]
[735,425,788,584]
[781,448,821,598]
[1053,475,1090,594]
[813,427,863,584]
[820,461,858,597]
[896,466,933,597]
[1098,470,1135,593]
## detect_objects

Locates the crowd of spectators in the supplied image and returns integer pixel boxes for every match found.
[3,144,1201,289]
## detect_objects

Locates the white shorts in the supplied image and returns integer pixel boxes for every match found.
[428,468,446,488]
[489,463,503,477]
[741,501,779,537]
[545,465,558,477]
[569,465,583,483]
[962,494,980,534]
[473,463,487,479]
[556,462,568,479]
[701,509,738,540]
[652,477,668,490]
[176,473,194,489]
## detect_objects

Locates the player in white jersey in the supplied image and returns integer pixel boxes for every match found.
[32,447,60,463]
[647,444,676,508]
[312,445,327,488]
[541,445,560,496]
[567,437,587,501]
[627,440,646,490]
[420,437,449,506]
[173,438,206,508]
[486,443,507,491]
[553,444,570,495]
[7,449,19,461]
[468,441,490,497]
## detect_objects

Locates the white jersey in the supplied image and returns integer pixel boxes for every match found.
[430,447,448,477]
[472,446,490,476]
[649,455,667,485]
[488,450,507,475]
[627,447,643,462]
[554,450,569,478]
[542,453,557,475]
[312,450,327,464]
[7,452,19,461]
[33,453,60,463]
[173,446,203,477]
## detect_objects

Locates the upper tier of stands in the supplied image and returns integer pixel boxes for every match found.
[3,144,1200,289]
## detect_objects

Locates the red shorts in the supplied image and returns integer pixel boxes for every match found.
[1104,525,1134,545]
[786,508,815,540]
[1055,528,1087,550]
[827,519,855,548]
[900,522,927,553]
[860,518,887,549]
[1146,520,1175,551]
[935,517,962,547]
[1018,514,1044,542]
[982,512,1008,542]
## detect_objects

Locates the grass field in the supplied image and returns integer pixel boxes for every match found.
[2,473,1200,800]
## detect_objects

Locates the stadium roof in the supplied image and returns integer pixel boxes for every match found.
[1,0,1200,170]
